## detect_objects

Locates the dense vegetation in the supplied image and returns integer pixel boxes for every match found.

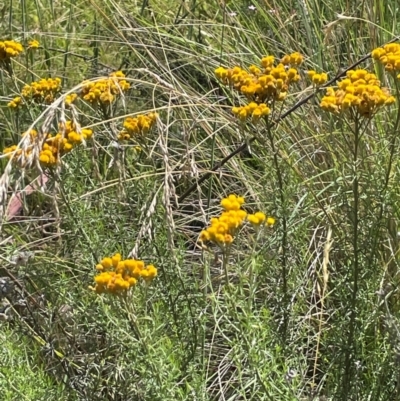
[1,1,400,400]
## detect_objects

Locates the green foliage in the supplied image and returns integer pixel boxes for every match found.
[1,0,400,400]
[0,328,75,400]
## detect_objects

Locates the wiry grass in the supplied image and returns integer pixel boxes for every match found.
[1,0,400,400]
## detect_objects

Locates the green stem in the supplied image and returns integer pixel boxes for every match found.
[343,115,361,398]
[266,123,288,340]
[123,296,164,392]
[223,246,230,284]
[248,256,255,311]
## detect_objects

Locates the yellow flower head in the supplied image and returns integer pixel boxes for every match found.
[28,40,40,49]
[141,264,158,282]
[247,211,266,226]
[65,93,77,106]
[221,194,245,211]
[7,96,22,108]
[100,257,113,269]
[0,40,23,60]
[308,71,328,86]
[280,52,304,66]
[261,56,275,68]
[112,253,122,268]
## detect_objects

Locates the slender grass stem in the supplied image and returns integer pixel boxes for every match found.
[206,1,227,211]
[342,115,361,399]
[266,121,288,340]
[223,246,230,285]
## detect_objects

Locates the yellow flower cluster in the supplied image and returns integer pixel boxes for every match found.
[117,113,158,141]
[200,195,247,246]
[90,253,157,294]
[200,195,275,247]
[0,40,23,61]
[65,93,78,106]
[280,52,304,66]
[8,77,62,107]
[247,212,275,227]
[81,71,130,105]
[22,77,61,102]
[320,69,395,117]
[3,130,38,167]
[372,43,400,78]
[307,70,328,86]
[7,70,128,110]
[28,40,40,49]
[39,121,93,166]
[232,102,270,122]
[215,52,303,104]
[2,122,93,167]
[7,96,22,108]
